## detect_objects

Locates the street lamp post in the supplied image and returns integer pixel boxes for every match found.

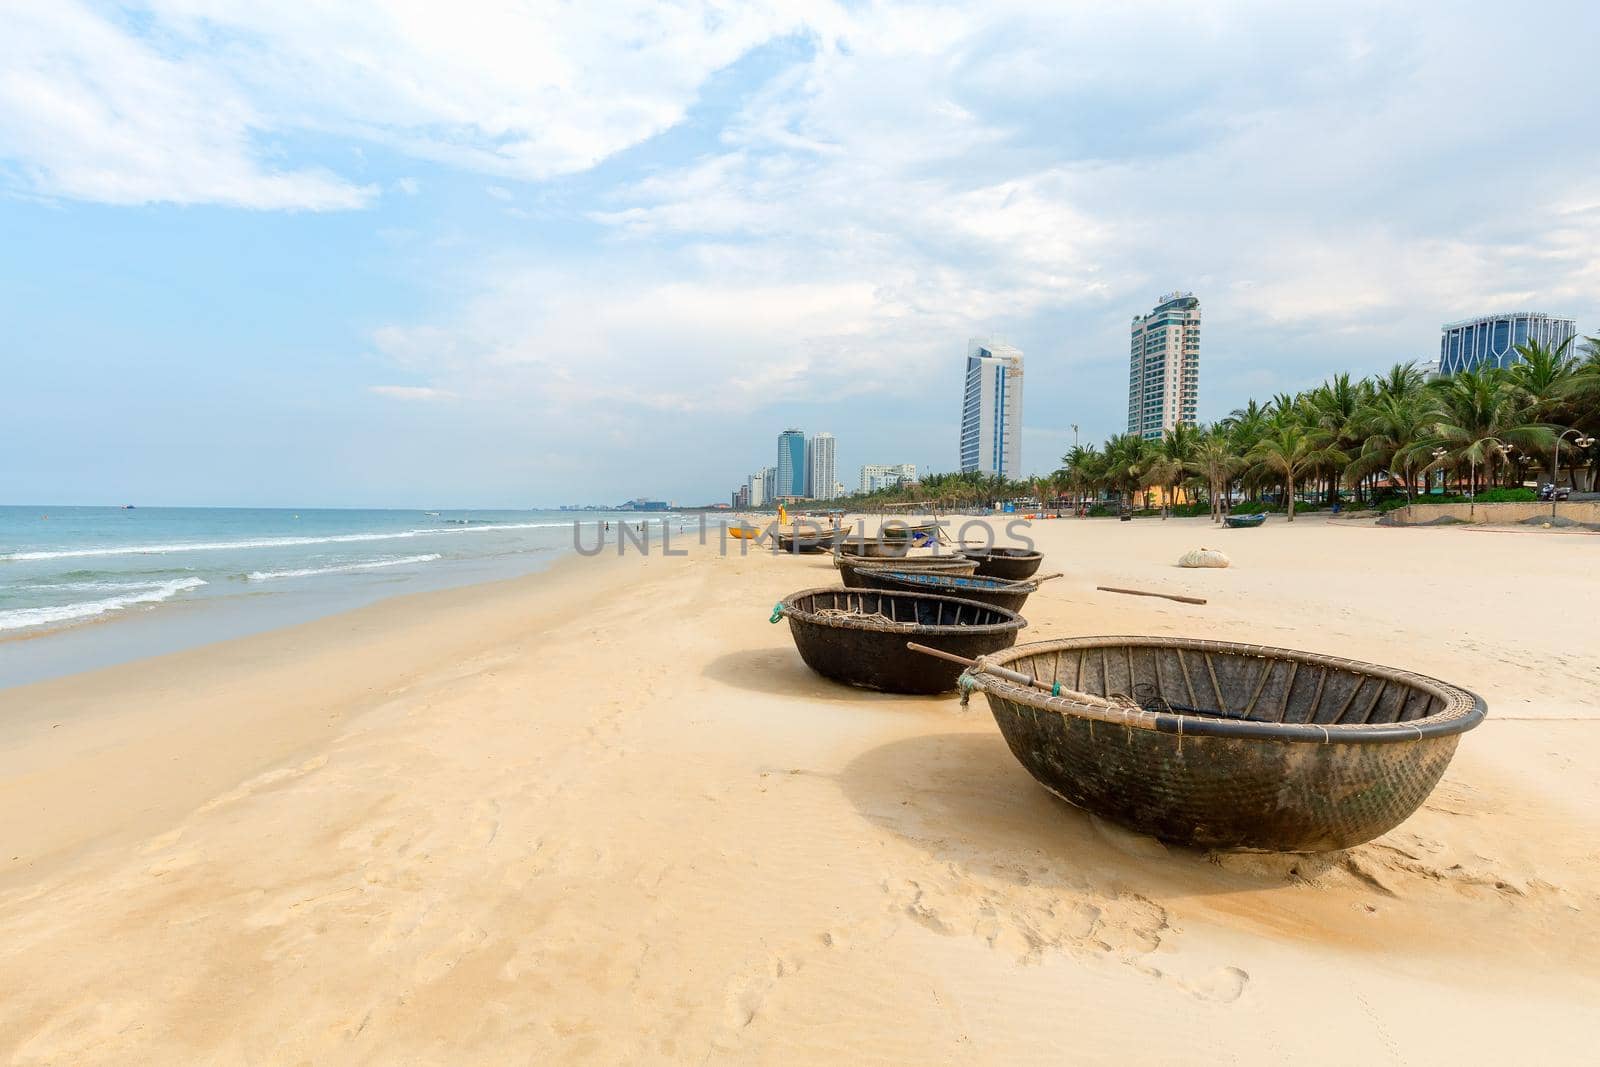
[1551,430,1595,517]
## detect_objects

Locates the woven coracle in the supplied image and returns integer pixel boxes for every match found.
[777,587,1025,694]
[963,636,1487,852]
[836,555,978,588]
[961,547,1044,580]
[852,568,1038,614]
[836,539,913,559]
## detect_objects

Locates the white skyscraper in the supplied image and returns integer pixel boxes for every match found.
[1128,292,1200,440]
[805,432,837,500]
[959,339,1023,477]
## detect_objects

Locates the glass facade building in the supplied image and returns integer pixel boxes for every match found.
[1438,312,1575,376]
[1127,292,1200,441]
[959,340,1023,477]
[776,429,806,498]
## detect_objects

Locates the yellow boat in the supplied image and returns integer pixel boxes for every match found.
[729,523,761,540]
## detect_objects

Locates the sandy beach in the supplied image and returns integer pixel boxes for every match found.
[2,515,1597,1063]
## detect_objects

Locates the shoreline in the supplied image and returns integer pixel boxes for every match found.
[0,547,635,886]
[2,514,1597,1060]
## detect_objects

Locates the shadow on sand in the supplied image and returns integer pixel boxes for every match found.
[835,730,1318,900]
[701,646,958,713]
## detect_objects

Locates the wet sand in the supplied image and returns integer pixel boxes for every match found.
[2,515,1596,1062]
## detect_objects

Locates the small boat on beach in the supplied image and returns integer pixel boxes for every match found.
[852,568,1048,614]
[773,525,852,554]
[961,547,1044,581]
[959,636,1487,851]
[836,554,978,588]
[879,520,945,542]
[836,538,913,559]
[728,523,761,540]
[775,587,1025,694]
[1224,513,1267,529]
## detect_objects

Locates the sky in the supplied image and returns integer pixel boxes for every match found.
[2,0,1597,508]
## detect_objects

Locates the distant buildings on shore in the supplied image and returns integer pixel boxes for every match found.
[730,430,846,506]
[859,463,917,494]
[1439,312,1577,375]
[960,338,1023,478]
[1127,292,1201,441]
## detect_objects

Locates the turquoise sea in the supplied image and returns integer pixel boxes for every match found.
[0,506,685,688]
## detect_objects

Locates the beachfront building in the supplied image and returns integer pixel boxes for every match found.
[805,433,837,500]
[777,429,806,498]
[959,339,1023,477]
[1127,292,1200,441]
[859,463,918,494]
[747,466,776,507]
[1438,312,1576,375]
[732,485,749,508]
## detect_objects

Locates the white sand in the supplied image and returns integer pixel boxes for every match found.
[1,515,1597,1062]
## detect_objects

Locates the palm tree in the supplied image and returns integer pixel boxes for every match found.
[1245,425,1346,521]
[1347,391,1435,501]
[1423,366,1555,494]
[1060,444,1103,513]
[1508,337,1578,483]
[1306,373,1362,504]
[1149,423,1200,517]
[1186,426,1241,522]
[1104,433,1159,509]
[1374,361,1426,401]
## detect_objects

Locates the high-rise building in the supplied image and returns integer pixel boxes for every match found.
[859,463,918,494]
[959,340,1023,477]
[747,466,777,507]
[1438,312,1576,376]
[777,429,806,498]
[805,433,837,500]
[1127,292,1200,441]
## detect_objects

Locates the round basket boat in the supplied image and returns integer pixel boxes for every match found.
[962,547,1044,581]
[963,637,1487,852]
[777,587,1025,694]
[837,539,912,559]
[836,555,978,588]
[853,568,1039,614]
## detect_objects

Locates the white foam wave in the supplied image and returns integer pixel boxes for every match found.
[0,521,584,562]
[0,578,207,633]
[246,554,442,582]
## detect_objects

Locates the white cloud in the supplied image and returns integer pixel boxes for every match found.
[366,0,1599,473]
[368,384,455,401]
[0,0,834,208]
[0,0,369,209]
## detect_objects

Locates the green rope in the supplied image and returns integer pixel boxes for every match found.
[957,672,978,708]
[769,602,785,624]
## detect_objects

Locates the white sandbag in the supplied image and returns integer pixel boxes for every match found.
[1178,547,1231,569]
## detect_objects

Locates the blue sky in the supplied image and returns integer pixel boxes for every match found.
[2,0,1597,507]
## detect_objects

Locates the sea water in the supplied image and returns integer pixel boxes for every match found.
[0,506,684,687]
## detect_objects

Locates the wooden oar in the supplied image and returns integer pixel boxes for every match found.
[1096,585,1206,605]
[905,642,1062,694]
[1029,572,1064,584]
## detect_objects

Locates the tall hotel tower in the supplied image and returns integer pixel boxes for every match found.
[959,339,1023,477]
[776,429,806,498]
[1127,292,1200,440]
[804,432,837,500]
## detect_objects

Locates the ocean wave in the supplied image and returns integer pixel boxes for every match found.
[0,577,207,633]
[246,554,442,582]
[0,521,586,562]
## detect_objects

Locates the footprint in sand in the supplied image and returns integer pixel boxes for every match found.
[1179,965,1250,1003]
